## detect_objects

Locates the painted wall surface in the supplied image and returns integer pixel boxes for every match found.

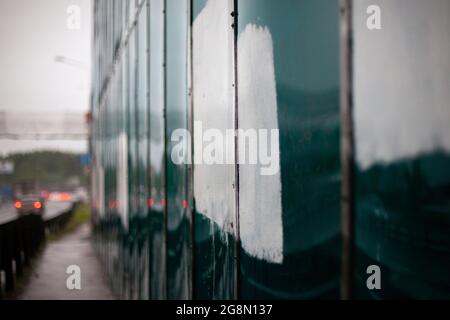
[353,0,450,299]
[238,0,341,299]
[192,0,236,299]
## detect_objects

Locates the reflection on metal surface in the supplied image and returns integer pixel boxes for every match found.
[353,0,450,299]
[238,0,341,299]
[192,0,236,299]
[148,0,166,299]
[166,0,191,300]
[88,0,450,300]
[117,132,128,230]
[136,4,150,300]
[354,0,450,170]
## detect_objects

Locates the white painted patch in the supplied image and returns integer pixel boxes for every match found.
[117,131,128,230]
[193,1,284,264]
[238,24,283,264]
[354,0,450,170]
[193,0,236,233]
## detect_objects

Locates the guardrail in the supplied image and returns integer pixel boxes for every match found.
[44,203,76,235]
[0,202,76,299]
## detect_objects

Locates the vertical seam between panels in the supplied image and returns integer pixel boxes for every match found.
[145,0,151,300]
[162,0,168,300]
[134,11,140,301]
[340,0,355,300]
[188,0,196,301]
[232,0,240,301]
[125,19,131,302]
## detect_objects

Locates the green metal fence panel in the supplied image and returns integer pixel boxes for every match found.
[192,0,236,300]
[136,2,150,300]
[148,0,167,300]
[126,27,139,299]
[353,0,450,299]
[165,0,191,300]
[237,0,341,299]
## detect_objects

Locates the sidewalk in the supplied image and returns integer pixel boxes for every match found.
[17,223,116,300]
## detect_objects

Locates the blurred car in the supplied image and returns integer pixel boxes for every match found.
[14,194,45,216]
[48,191,73,202]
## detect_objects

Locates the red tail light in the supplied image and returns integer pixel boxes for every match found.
[34,201,42,209]
[15,201,22,209]
[59,192,72,201]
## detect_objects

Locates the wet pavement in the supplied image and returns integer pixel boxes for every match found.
[17,223,116,300]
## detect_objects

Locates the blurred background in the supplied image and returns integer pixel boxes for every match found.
[0,0,105,300]
[0,0,91,208]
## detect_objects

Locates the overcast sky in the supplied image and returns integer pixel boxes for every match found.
[0,0,91,155]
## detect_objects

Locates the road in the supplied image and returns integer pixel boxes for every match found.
[0,200,73,225]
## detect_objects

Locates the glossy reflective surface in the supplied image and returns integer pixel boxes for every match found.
[148,0,166,300]
[136,4,149,300]
[238,0,341,299]
[192,0,236,300]
[353,0,450,299]
[90,0,450,300]
[127,27,139,299]
[165,0,191,299]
